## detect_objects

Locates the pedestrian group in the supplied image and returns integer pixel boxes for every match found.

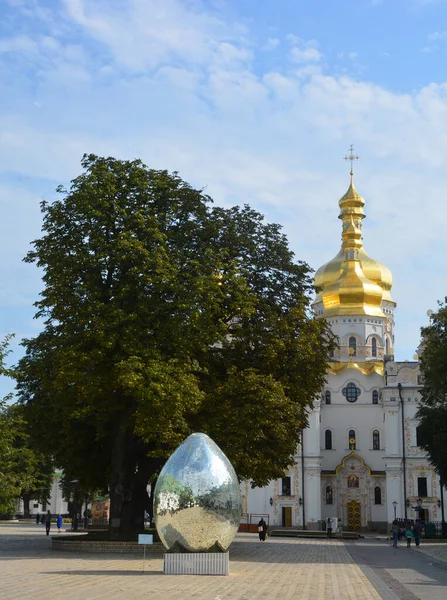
[392,520,423,548]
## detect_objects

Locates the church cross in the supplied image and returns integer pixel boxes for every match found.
[344,144,359,175]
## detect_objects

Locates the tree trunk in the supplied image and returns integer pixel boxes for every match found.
[109,425,131,534]
[22,493,30,518]
[109,423,163,537]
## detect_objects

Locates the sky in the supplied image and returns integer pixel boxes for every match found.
[1,0,447,399]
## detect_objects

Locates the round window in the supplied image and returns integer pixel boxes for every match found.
[343,382,361,403]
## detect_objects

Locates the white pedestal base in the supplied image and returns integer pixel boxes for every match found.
[164,552,229,575]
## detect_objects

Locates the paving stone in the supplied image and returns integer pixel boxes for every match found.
[0,524,382,600]
[2,525,447,600]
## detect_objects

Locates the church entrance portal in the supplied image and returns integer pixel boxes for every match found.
[282,506,292,527]
[347,500,361,531]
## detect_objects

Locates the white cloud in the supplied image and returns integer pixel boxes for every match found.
[0,34,38,55]
[428,30,447,41]
[290,46,323,64]
[264,37,280,51]
[63,0,246,72]
[286,36,323,64]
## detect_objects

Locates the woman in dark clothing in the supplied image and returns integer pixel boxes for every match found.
[258,517,268,541]
[44,510,52,536]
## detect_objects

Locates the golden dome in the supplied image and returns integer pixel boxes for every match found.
[314,175,395,316]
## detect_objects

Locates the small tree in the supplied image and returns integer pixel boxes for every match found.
[0,337,52,517]
[417,300,447,486]
[18,155,333,535]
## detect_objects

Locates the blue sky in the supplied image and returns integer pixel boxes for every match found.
[1,0,447,399]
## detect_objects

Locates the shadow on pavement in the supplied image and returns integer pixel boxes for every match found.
[42,570,162,576]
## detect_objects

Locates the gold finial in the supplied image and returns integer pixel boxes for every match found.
[349,438,356,451]
[344,144,359,176]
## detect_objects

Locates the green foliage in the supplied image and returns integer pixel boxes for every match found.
[17,155,333,533]
[417,300,447,484]
[0,336,53,516]
[0,336,20,516]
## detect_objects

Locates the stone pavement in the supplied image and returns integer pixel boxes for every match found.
[0,524,379,600]
[0,525,446,600]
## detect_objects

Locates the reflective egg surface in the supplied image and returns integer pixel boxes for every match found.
[154,433,242,552]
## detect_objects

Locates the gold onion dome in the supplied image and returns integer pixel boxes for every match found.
[314,175,394,317]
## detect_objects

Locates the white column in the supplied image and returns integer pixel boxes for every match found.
[385,462,403,523]
[384,406,400,457]
[303,457,322,529]
[302,402,322,529]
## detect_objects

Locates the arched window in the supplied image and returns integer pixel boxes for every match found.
[326,486,333,504]
[416,426,422,447]
[371,337,377,358]
[372,390,379,404]
[386,338,390,355]
[349,336,357,356]
[325,430,332,450]
[348,429,356,450]
[374,486,382,505]
[281,477,291,496]
[325,390,331,404]
[373,430,380,450]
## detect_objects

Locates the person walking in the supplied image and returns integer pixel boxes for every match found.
[405,524,414,547]
[56,514,63,533]
[326,517,333,540]
[336,520,343,540]
[258,517,268,541]
[35,513,40,525]
[392,521,399,548]
[44,510,52,536]
[413,521,423,547]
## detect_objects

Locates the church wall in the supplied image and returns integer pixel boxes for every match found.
[320,371,386,473]
[241,480,275,527]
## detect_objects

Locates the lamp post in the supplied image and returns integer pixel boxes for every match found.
[70,479,79,532]
[392,501,398,520]
[83,493,90,530]
[441,479,446,536]
[416,497,423,522]
[397,383,408,522]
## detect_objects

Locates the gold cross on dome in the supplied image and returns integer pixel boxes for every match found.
[344,144,359,175]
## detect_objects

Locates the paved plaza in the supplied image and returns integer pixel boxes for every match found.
[1,525,447,600]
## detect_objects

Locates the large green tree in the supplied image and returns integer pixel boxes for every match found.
[416,300,447,487]
[17,155,333,535]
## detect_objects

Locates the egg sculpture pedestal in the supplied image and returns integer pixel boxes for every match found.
[154,433,242,576]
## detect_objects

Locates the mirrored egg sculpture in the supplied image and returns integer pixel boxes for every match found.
[154,433,242,552]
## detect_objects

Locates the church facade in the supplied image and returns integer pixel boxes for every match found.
[242,172,445,532]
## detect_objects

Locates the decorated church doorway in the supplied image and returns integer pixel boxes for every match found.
[282,506,292,527]
[347,500,361,531]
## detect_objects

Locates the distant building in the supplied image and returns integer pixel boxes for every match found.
[16,471,69,516]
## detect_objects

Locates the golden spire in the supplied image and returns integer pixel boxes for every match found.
[313,147,395,316]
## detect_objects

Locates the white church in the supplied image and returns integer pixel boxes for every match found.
[242,168,445,532]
